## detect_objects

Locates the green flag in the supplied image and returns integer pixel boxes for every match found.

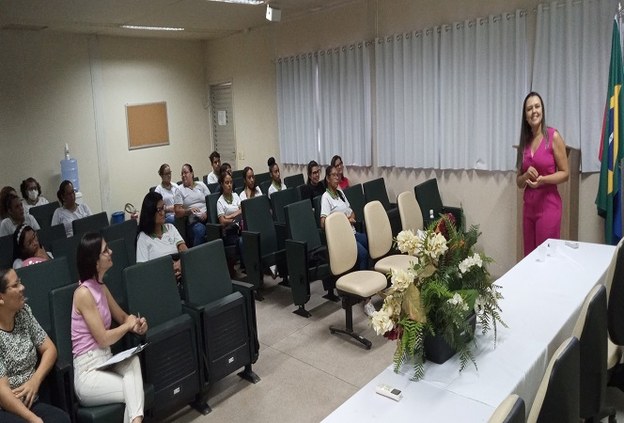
[596,19,624,245]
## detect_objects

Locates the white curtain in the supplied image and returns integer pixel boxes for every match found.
[375,11,527,170]
[276,43,372,166]
[318,44,372,166]
[375,29,441,168]
[532,0,617,171]
[276,54,318,164]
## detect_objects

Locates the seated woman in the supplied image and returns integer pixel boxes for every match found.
[267,157,287,198]
[239,167,262,201]
[0,187,17,220]
[0,268,70,423]
[0,194,40,237]
[217,172,243,277]
[20,178,49,214]
[320,165,374,315]
[300,160,325,201]
[71,233,148,423]
[331,155,350,190]
[176,164,211,247]
[137,192,187,281]
[154,164,181,224]
[12,225,53,269]
[51,181,92,238]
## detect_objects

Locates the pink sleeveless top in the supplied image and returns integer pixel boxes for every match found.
[71,279,112,357]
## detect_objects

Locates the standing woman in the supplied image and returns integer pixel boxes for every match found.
[72,233,148,423]
[51,180,92,238]
[175,163,211,247]
[516,92,569,256]
[154,164,181,224]
[0,268,70,423]
[330,155,350,190]
[20,178,49,214]
[239,167,262,201]
[267,157,287,198]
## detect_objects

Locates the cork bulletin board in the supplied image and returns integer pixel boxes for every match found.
[126,101,169,150]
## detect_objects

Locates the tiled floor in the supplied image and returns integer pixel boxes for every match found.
[164,274,624,423]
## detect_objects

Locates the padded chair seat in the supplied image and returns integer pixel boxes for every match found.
[374,254,416,274]
[608,338,622,369]
[336,271,386,298]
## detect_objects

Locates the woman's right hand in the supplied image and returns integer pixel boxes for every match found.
[125,314,139,331]
[525,166,538,182]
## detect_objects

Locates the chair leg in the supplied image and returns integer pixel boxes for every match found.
[238,364,261,384]
[293,305,312,318]
[329,296,372,350]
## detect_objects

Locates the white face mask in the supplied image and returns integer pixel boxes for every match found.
[27,189,38,201]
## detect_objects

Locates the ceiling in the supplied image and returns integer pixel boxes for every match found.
[0,0,357,40]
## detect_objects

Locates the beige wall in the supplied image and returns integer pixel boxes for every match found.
[0,32,211,215]
[204,0,604,277]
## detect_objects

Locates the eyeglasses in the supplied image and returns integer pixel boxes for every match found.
[162,172,172,176]
[311,170,320,175]
[329,173,339,178]
[156,206,166,214]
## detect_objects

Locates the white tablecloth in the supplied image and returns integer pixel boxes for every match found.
[323,239,616,422]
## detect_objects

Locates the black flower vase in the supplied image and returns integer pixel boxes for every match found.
[424,312,477,364]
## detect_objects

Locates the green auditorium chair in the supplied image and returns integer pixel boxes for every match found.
[180,240,260,412]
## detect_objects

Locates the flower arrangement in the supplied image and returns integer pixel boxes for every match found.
[370,215,506,380]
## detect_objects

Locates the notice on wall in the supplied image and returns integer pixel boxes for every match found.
[218,110,227,126]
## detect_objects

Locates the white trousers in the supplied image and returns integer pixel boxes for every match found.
[74,347,144,423]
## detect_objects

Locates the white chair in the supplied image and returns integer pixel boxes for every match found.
[363,200,415,274]
[487,394,525,423]
[526,337,580,423]
[325,212,387,349]
[397,190,423,232]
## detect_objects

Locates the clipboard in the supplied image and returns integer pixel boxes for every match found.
[92,343,149,371]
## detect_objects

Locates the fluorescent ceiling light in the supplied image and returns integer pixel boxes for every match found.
[121,25,185,31]
[206,0,264,4]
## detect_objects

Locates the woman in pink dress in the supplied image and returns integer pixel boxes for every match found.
[516,92,569,256]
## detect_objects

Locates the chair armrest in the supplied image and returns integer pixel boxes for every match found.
[274,222,287,250]
[241,231,262,289]
[231,282,260,363]
[205,222,222,242]
[51,359,74,416]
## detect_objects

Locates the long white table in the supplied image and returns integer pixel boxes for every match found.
[323,239,616,422]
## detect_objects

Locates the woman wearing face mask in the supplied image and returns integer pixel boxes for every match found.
[12,224,53,269]
[267,157,287,198]
[20,178,49,214]
[239,167,262,201]
[0,194,40,237]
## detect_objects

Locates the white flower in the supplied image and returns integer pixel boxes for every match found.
[370,309,395,335]
[474,295,486,315]
[447,293,469,311]
[390,268,416,292]
[459,253,483,274]
[426,232,448,260]
[396,230,422,256]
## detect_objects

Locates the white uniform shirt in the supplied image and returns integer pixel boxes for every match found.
[154,183,182,221]
[0,214,40,237]
[51,203,92,237]
[217,193,242,218]
[207,172,218,184]
[320,188,355,233]
[239,187,262,201]
[267,181,287,198]
[22,196,49,214]
[136,223,185,262]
